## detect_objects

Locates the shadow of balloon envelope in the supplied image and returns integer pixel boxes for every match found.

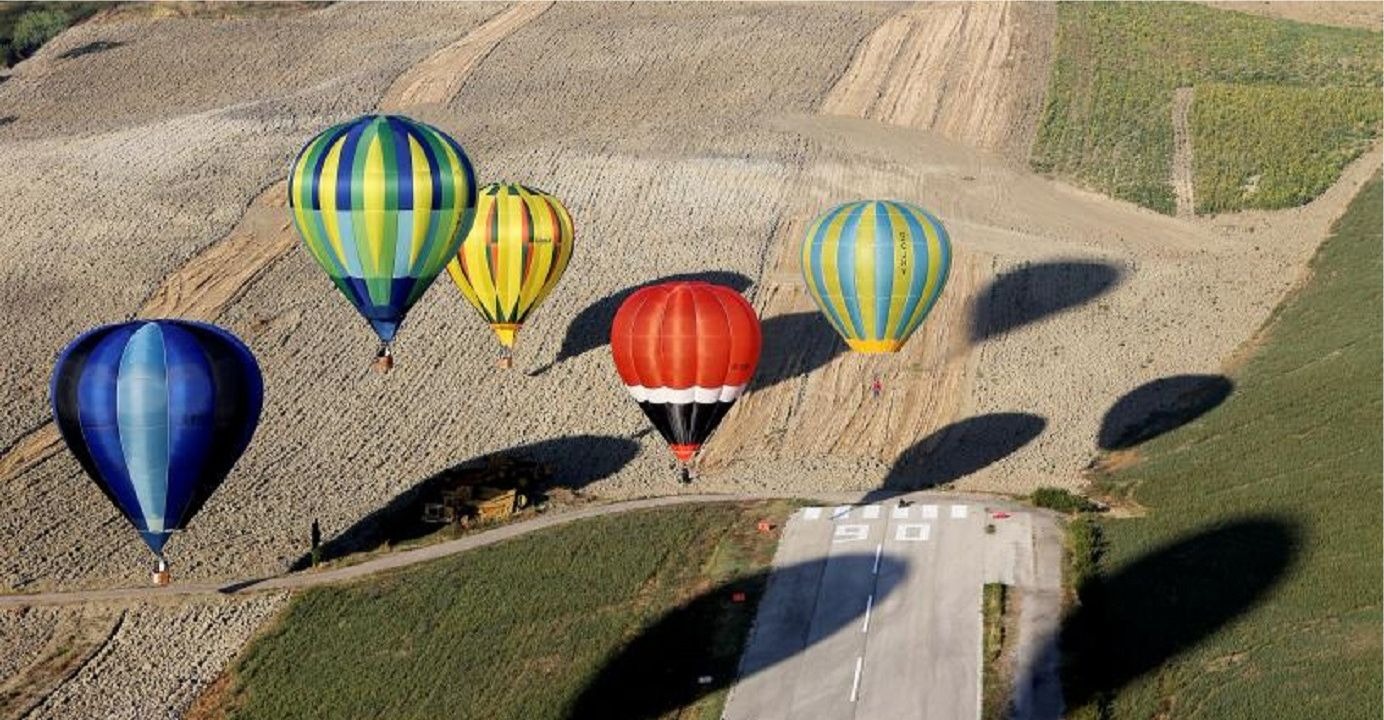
[290,435,638,570]
[970,260,1123,343]
[569,552,906,719]
[1051,517,1298,712]
[528,271,752,376]
[881,412,1046,490]
[1098,374,1233,450]
[749,311,846,392]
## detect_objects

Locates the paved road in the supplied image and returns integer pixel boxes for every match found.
[724,495,1061,720]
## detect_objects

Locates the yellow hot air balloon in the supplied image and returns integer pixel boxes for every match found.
[446,183,574,367]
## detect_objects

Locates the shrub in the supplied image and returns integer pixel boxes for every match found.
[9,8,68,61]
[1031,486,1100,514]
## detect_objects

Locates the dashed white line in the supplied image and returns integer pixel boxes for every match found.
[951,504,969,519]
[850,656,864,702]
[872,543,883,573]
[862,593,873,633]
[802,507,822,520]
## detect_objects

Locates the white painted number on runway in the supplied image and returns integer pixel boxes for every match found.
[895,523,931,542]
[833,524,870,543]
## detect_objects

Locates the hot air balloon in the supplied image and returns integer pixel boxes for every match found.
[445,183,575,368]
[610,282,761,481]
[50,320,263,583]
[288,114,477,372]
[801,200,951,353]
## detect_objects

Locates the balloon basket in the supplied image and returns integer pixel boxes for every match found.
[496,354,513,370]
[152,558,170,586]
[371,344,394,374]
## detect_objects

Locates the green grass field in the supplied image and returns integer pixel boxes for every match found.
[1032,2,1381,214]
[1070,174,1382,718]
[202,501,797,720]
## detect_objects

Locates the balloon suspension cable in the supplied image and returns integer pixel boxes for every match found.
[371,342,395,374]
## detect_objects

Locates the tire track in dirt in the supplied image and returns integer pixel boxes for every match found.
[1172,86,1196,217]
[0,2,548,491]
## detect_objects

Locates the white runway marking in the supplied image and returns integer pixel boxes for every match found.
[863,593,873,633]
[951,504,969,519]
[850,656,864,702]
[872,543,883,573]
[892,505,910,519]
[862,505,881,520]
[802,507,822,520]
[921,504,939,519]
[831,505,851,520]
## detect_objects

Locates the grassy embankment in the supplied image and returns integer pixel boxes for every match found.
[980,582,1011,720]
[197,501,797,720]
[1032,2,1380,214]
[1064,174,1382,718]
[0,3,103,67]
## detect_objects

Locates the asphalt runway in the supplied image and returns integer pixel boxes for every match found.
[724,496,1055,720]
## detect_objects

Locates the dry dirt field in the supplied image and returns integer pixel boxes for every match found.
[0,3,1377,716]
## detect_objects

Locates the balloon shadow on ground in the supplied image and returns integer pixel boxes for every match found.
[58,40,125,60]
[529,271,752,376]
[570,553,906,719]
[880,413,1046,491]
[751,311,845,392]
[1098,374,1233,450]
[290,435,638,570]
[1054,517,1298,712]
[971,260,1123,343]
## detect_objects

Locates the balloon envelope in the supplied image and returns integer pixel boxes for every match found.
[288,114,477,347]
[801,200,951,353]
[50,320,263,555]
[610,282,761,463]
[446,182,575,349]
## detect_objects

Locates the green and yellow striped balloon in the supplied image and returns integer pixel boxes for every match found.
[288,115,477,356]
[801,200,951,353]
[446,183,575,351]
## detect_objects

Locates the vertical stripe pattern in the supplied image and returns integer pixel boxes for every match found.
[50,321,264,556]
[288,115,477,343]
[800,200,951,353]
[610,282,761,463]
[445,183,575,349]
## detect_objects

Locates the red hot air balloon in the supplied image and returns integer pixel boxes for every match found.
[611,281,761,470]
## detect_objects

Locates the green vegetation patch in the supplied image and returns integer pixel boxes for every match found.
[211,501,796,720]
[1076,174,1382,718]
[980,582,1012,720]
[1193,83,1381,212]
[1030,486,1101,514]
[1032,2,1381,214]
[0,3,103,67]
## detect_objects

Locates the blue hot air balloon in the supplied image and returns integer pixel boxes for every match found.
[50,320,263,578]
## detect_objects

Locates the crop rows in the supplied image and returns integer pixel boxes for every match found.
[1031,2,1381,214]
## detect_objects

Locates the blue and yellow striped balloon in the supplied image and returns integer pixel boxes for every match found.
[288,115,477,355]
[801,200,951,353]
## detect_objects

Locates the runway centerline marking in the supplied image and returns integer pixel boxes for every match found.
[872,543,883,573]
[863,593,873,633]
[850,656,863,702]
[951,504,969,519]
